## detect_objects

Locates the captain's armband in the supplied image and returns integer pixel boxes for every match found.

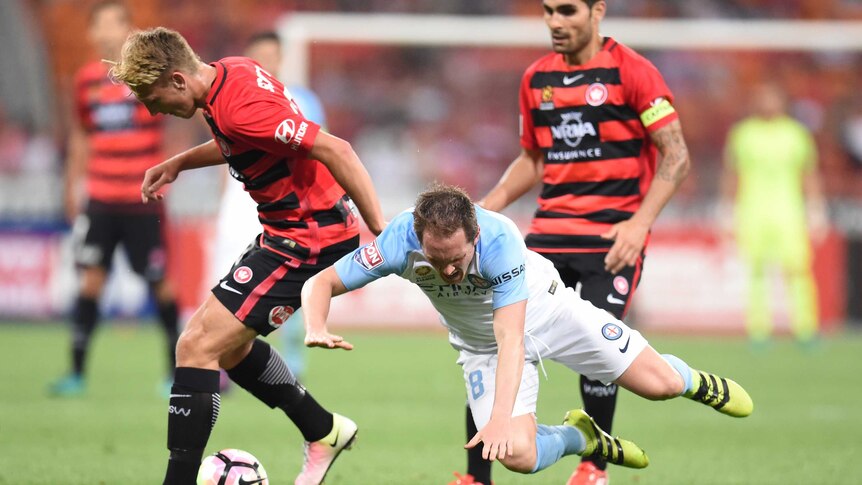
[640,98,675,128]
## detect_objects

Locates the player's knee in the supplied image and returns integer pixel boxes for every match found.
[175,319,219,368]
[174,329,200,366]
[499,451,535,474]
[79,268,107,298]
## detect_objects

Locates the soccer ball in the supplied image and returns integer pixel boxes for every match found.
[197,449,268,485]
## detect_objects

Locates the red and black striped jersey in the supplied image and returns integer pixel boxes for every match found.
[75,61,164,205]
[204,57,358,263]
[520,37,678,253]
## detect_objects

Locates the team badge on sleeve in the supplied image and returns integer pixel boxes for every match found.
[353,241,385,271]
[601,323,623,341]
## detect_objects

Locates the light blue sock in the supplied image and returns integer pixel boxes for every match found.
[531,424,585,473]
[662,354,693,395]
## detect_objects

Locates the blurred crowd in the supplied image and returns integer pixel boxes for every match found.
[2,0,862,224]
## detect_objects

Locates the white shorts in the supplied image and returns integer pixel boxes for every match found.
[458,286,649,429]
[458,351,540,430]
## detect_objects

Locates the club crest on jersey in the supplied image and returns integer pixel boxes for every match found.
[467,274,492,289]
[601,323,623,341]
[354,241,385,271]
[268,305,294,328]
[540,85,555,110]
[552,112,596,148]
[275,119,309,151]
[585,82,608,106]
[233,266,253,284]
[613,276,630,295]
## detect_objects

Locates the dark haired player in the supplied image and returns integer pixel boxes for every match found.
[476,1,692,484]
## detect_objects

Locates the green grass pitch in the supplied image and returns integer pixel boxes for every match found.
[1,323,860,484]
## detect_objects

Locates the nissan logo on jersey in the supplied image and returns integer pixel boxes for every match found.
[275,118,309,151]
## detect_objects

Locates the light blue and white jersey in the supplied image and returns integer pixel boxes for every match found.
[334,206,566,353]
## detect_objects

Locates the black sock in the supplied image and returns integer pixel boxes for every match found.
[163,367,220,485]
[465,404,492,483]
[71,296,99,376]
[156,299,180,369]
[580,375,618,471]
[226,338,332,442]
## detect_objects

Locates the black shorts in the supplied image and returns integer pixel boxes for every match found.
[212,234,359,336]
[73,200,168,282]
[540,251,645,320]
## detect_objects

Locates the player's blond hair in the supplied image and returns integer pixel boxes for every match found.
[109,27,200,88]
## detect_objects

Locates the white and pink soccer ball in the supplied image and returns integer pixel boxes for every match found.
[197,449,268,485]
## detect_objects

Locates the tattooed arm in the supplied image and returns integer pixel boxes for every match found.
[601,118,691,273]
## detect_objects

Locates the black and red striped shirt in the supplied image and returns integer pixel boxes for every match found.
[520,37,678,253]
[204,57,358,263]
[75,61,164,205]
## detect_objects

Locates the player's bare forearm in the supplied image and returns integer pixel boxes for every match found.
[489,301,526,420]
[602,120,690,272]
[480,148,543,212]
[173,140,226,171]
[636,120,691,225]
[311,133,386,235]
[301,267,353,350]
[141,141,225,203]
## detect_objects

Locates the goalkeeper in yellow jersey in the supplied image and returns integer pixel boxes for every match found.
[720,81,828,346]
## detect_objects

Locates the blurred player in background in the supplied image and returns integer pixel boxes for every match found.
[211,30,328,380]
[51,0,179,397]
[721,81,826,346]
[477,1,691,484]
[302,184,751,478]
[111,26,385,485]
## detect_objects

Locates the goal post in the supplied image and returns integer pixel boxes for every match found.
[277,12,862,85]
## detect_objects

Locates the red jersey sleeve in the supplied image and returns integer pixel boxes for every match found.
[218,70,320,157]
[619,48,678,132]
[519,66,539,150]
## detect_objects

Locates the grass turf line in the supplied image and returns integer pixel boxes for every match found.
[0,323,859,484]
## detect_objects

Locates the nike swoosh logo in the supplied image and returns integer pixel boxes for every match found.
[168,394,191,399]
[219,280,243,295]
[237,477,266,485]
[327,432,340,448]
[606,293,625,305]
[563,73,584,85]
[619,335,631,353]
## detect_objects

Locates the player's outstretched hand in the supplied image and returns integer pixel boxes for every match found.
[305,329,354,350]
[141,160,179,203]
[464,416,514,462]
[601,218,650,274]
